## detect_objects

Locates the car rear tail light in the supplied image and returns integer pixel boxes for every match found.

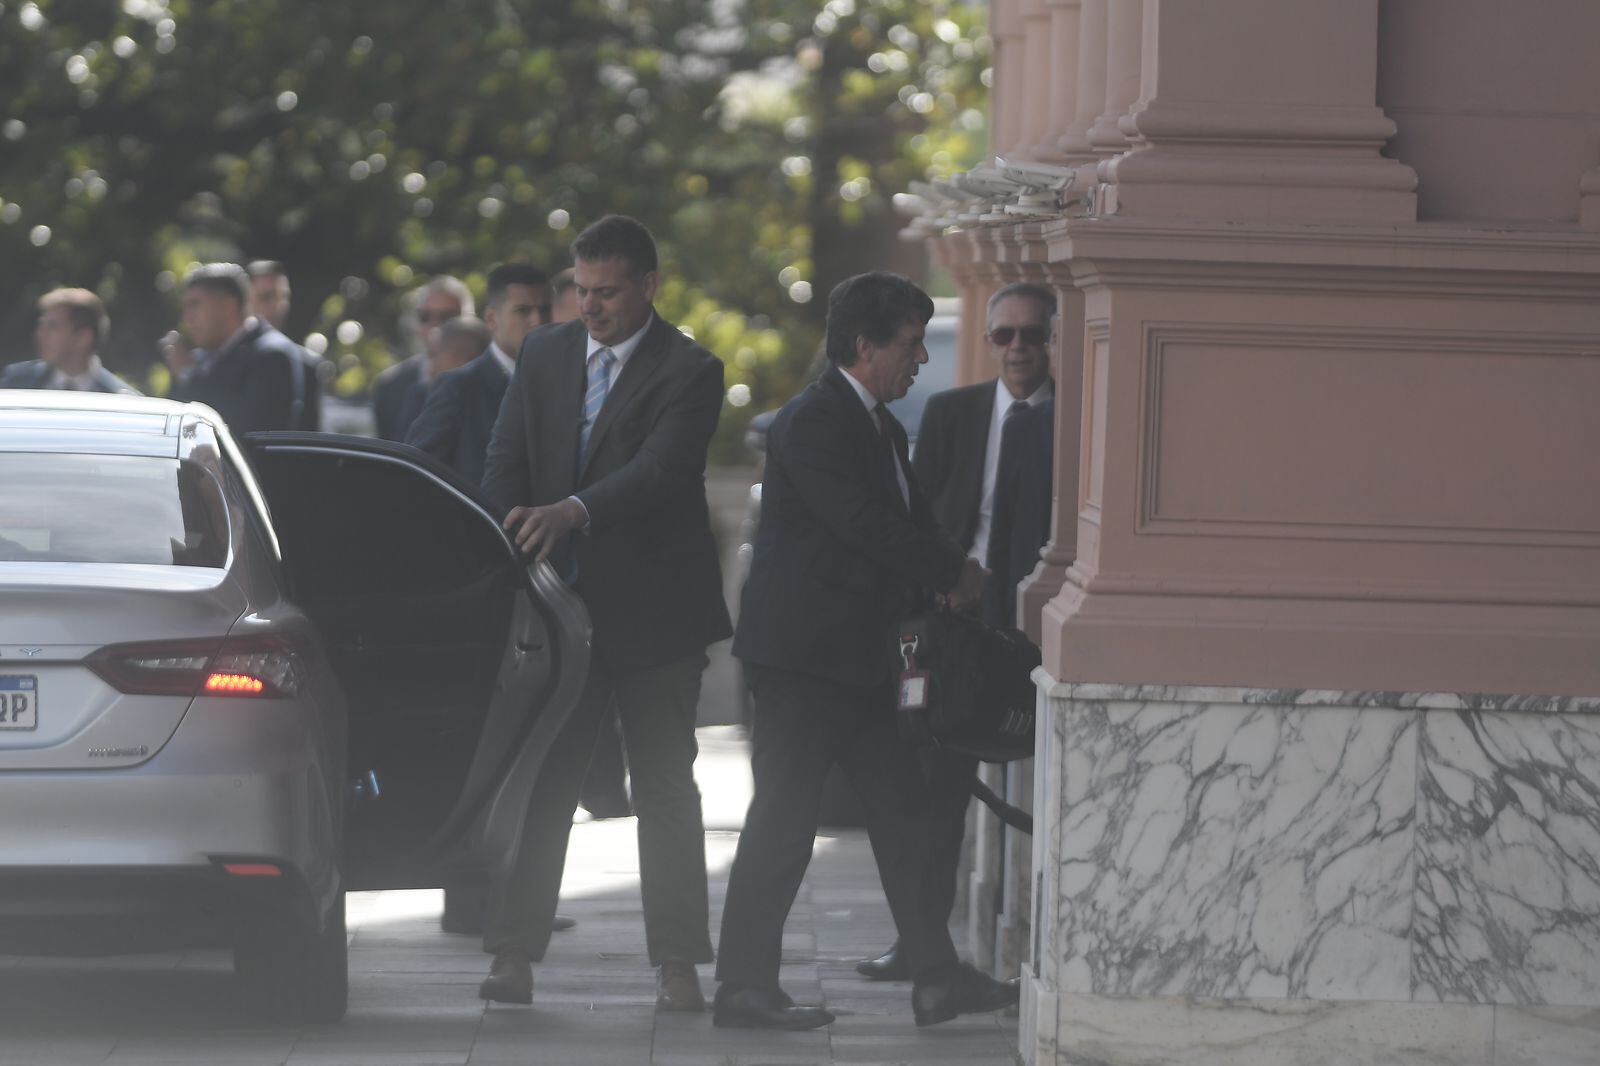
[89,633,308,699]
[221,862,283,877]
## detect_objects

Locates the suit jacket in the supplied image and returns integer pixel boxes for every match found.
[733,365,966,690]
[985,399,1055,628]
[0,359,138,394]
[405,347,510,487]
[372,354,425,441]
[911,380,998,552]
[482,316,732,673]
[171,321,300,435]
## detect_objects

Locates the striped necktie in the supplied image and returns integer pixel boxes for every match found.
[579,347,616,455]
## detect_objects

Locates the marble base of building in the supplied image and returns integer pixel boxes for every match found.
[1023,675,1600,1065]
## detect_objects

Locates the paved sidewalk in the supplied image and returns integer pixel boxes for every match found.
[0,727,1021,1065]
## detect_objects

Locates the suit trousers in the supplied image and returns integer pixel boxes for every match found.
[715,664,960,990]
[483,651,713,966]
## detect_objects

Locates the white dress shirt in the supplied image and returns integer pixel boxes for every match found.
[489,341,514,379]
[840,369,910,508]
[49,354,106,391]
[568,316,656,524]
[969,378,1054,564]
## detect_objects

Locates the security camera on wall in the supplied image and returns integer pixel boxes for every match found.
[996,158,1077,190]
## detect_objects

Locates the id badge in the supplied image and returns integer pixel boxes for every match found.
[898,669,930,711]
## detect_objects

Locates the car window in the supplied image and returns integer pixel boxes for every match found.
[0,453,229,567]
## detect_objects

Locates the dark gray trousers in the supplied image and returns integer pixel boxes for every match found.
[483,652,713,966]
[714,664,959,990]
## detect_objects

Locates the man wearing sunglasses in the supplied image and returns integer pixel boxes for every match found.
[854,280,1056,983]
[372,275,474,441]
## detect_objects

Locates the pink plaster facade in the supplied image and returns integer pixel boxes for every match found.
[934,0,1600,698]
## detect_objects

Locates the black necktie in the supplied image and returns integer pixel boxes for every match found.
[873,404,908,511]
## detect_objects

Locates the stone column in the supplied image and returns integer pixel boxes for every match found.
[1013,0,1058,160]
[931,232,993,387]
[1054,0,1107,163]
[989,0,1030,159]
[1086,0,1142,156]
[1100,0,1416,220]
[1015,254,1082,644]
[1015,2,1600,1063]
[1027,0,1082,163]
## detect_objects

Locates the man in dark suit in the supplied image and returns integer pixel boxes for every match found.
[2,288,137,394]
[854,281,1056,982]
[406,263,551,485]
[714,272,1015,1031]
[372,275,473,441]
[246,260,324,431]
[986,398,1057,629]
[478,215,731,1012]
[170,263,301,435]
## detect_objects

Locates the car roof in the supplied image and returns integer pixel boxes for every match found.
[0,389,223,458]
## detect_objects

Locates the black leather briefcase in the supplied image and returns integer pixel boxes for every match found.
[894,606,1040,763]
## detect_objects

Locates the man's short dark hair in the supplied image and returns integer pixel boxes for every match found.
[37,287,109,344]
[184,262,249,307]
[570,215,658,278]
[245,259,287,281]
[985,281,1056,326]
[823,272,935,367]
[486,262,550,307]
[551,267,576,296]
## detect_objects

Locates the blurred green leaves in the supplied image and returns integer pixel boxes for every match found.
[0,0,988,461]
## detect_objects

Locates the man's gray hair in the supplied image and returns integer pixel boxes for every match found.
[417,274,475,318]
[985,282,1056,328]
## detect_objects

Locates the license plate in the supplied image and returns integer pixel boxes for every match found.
[0,675,37,730]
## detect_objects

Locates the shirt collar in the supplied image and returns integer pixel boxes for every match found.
[839,366,882,415]
[48,354,104,391]
[488,341,514,378]
[585,315,653,370]
[993,376,1053,416]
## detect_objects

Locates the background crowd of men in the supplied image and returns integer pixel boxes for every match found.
[0,217,1057,1033]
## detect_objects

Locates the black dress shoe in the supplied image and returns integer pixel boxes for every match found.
[478,951,533,1005]
[551,913,577,932]
[911,963,1020,1027]
[712,984,834,1030]
[854,940,909,981]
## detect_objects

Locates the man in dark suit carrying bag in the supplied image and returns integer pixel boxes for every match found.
[478,215,731,1011]
[713,272,1017,1030]
[855,281,1056,981]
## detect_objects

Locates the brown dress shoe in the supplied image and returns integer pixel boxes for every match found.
[655,959,706,1012]
[478,950,532,1005]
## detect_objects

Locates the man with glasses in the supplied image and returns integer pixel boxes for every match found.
[372,275,474,441]
[853,280,1056,983]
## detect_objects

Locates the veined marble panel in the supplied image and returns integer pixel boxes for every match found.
[1415,710,1600,1006]
[1050,695,1416,1000]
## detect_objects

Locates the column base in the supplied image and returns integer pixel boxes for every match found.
[1024,673,1600,1064]
[1024,982,1600,1066]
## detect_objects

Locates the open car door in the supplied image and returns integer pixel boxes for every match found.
[241,433,590,890]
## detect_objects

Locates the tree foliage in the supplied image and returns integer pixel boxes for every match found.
[0,0,988,458]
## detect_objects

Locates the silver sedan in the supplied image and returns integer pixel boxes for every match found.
[0,390,589,1023]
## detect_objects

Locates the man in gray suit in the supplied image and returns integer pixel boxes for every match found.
[1,288,137,394]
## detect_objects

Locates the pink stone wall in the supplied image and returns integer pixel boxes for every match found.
[1379,0,1600,224]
